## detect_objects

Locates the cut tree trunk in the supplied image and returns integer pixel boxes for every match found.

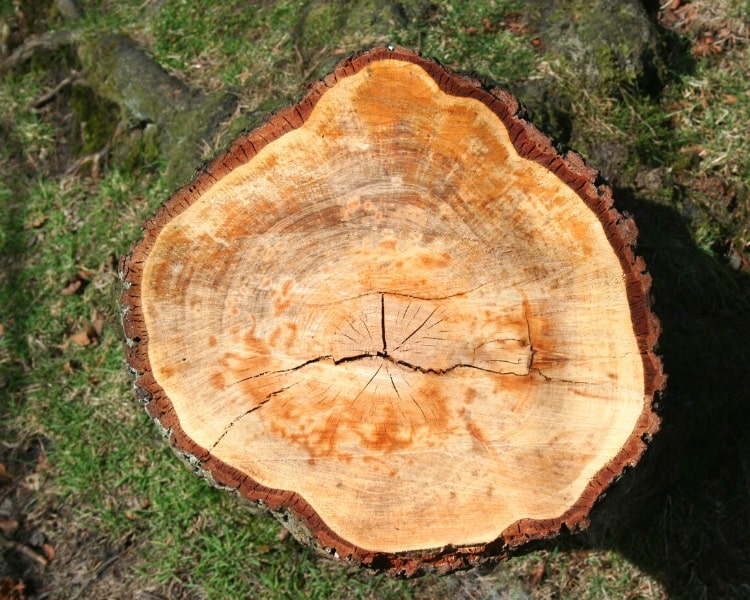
[120,47,664,576]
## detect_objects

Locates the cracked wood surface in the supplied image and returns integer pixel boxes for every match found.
[120,47,663,575]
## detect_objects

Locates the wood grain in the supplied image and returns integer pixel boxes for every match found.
[120,47,663,575]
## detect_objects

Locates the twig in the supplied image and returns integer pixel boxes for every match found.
[64,122,121,179]
[32,73,79,109]
[69,535,132,600]
[2,539,49,567]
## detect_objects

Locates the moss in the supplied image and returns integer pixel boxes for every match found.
[163,89,237,188]
[111,123,162,172]
[77,34,194,125]
[526,0,664,97]
[69,84,120,156]
[78,34,237,189]
[512,0,680,188]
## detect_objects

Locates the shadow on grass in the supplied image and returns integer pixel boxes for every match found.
[582,191,750,599]
[0,137,47,593]
[0,133,35,417]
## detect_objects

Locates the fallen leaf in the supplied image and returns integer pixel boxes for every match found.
[69,329,92,346]
[67,320,100,348]
[724,94,738,105]
[500,13,530,35]
[530,561,546,586]
[0,577,26,600]
[187,514,204,536]
[681,144,707,158]
[92,310,105,337]
[0,520,19,537]
[41,543,55,562]
[277,527,291,541]
[61,272,89,296]
[23,215,47,230]
[692,36,722,57]
[62,361,76,375]
[21,473,40,492]
[61,280,82,296]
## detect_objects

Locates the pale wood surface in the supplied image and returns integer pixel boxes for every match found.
[138,59,650,553]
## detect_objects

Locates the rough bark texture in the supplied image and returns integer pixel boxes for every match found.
[120,47,664,576]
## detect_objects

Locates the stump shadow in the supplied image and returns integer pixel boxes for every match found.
[581,190,750,599]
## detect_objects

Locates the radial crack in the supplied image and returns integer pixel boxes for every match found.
[211,382,299,451]
[381,293,387,353]
[525,313,536,370]
[394,306,439,351]
[351,362,383,407]
[388,369,401,401]
[360,314,374,344]
[346,318,363,338]
[530,367,589,385]
[409,392,427,420]
[392,357,530,377]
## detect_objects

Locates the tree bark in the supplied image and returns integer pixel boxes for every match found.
[77,34,236,189]
[120,47,664,576]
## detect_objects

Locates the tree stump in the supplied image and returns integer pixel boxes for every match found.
[120,47,664,576]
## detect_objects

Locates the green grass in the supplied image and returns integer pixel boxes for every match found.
[394,0,537,84]
[0,3,547,596]
[0,154,415,596]
[67,0,538,103]
[665,40,750,253]
[2,0,750,598]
